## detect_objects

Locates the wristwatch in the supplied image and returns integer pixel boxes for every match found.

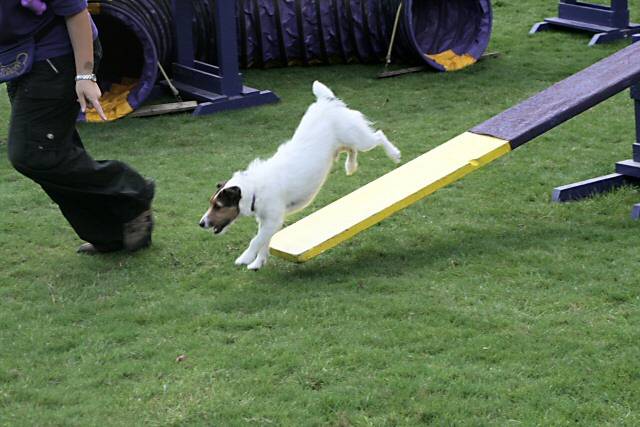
[75,74,97,82]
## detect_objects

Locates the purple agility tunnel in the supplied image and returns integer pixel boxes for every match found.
[237,0,493,70]
[85,0,492,122]
[85,0,217,122]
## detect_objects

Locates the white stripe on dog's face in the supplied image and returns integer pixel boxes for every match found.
[199,184,242,234]
[199,211,211,228]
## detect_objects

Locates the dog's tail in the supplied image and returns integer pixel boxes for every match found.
[312,80,336,101]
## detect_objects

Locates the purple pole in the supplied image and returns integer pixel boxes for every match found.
[214,0,242,95]
[173,0,195,67]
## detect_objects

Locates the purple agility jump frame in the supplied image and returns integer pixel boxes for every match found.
[172,0,279,115]
[170,0,278,116]
[530,0,640,46]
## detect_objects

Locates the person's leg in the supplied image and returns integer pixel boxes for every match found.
[7,52,153,252]
[41,187,125,252]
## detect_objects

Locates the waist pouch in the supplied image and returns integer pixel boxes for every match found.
[0,16,62,83]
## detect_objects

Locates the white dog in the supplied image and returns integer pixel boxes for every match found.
[199,81,401,270]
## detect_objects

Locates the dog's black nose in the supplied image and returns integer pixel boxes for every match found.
[199,221,205,228]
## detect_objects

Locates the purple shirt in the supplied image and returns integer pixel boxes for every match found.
[0,0,98,62]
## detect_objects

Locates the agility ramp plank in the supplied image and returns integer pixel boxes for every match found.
[472,39,640,147]
[269,133,511,262]
[271,40,640,263]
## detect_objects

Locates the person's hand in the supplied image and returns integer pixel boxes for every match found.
[76,80,107,121]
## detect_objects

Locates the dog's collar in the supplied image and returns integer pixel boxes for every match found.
[251,193,256,212]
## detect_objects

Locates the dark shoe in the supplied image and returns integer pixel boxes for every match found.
[77,242,100,254]
[123,209,154,252]
[77,242,122,254]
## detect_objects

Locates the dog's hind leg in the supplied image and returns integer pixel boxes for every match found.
[345,149,358,175]
[374,130,401,164]
[350,128,401,164]
[339,111,401,164]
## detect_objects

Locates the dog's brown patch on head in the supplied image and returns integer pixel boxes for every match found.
[206,185,242,234]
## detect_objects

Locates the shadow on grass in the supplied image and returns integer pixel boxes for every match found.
[258,219,595,287]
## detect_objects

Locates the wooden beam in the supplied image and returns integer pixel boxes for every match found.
[128,101,198,118]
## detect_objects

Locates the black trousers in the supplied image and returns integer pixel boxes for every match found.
[6,41,153,250]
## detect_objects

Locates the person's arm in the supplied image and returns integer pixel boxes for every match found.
[65,9,107,120]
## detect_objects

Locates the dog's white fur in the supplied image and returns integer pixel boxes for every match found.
[201,81,401,270]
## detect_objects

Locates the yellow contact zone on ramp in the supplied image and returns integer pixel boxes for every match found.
[269,132,511,263]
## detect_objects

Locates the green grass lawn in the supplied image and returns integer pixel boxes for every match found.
[2,1,640,425]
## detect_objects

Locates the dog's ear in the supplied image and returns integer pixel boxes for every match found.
[219,186,241,206]
[216,180,227,190]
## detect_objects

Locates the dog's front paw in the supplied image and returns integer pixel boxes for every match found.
[247,256,267,270]
[235,251,256,266]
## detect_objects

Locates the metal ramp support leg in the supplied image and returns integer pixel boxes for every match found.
[552,37,640,218]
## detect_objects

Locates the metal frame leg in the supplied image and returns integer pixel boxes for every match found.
[552,173,637,202]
